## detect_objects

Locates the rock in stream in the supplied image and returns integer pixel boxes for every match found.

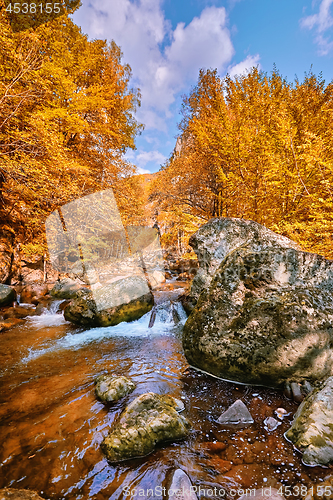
[101,392,190,462]
[285,376,333,466]
[183,219,333,388]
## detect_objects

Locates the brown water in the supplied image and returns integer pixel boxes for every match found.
[0,286,332,499]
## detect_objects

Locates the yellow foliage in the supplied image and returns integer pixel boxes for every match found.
[153,67,333,258]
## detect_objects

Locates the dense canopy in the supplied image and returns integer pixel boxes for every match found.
[0,2,143,255]
[152,67,333,257]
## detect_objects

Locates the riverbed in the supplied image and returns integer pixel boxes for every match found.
[0,283,332,499]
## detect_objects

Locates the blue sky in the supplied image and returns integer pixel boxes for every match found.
[72,0,333,174]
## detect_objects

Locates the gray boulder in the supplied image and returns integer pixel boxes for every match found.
[285,376,333,466]
[64,276,154,327]
[101,392,190,462]
[187,217,300,309]
[95,374,135,402]
[0,284,16,307]
[183,243,333,387]
[50,277,88,299]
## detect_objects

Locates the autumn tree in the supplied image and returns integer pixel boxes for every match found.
[153,66,333,257]
[0,4,143,257]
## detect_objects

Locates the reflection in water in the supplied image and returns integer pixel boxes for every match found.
[0,293,332,499]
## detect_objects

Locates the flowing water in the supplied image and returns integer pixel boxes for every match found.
[0,283,332,499]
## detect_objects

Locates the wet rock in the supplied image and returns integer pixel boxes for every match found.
[303,476,333,500]
[238,488,286,500]
[50,278,88,299]
[183,241,333,388]
[0,317,24,332]
[217,399,254,425]
[95,375,136,402]
[290,382,304,403]
[166,469,198,500]
[20,284,49,304]
[285,376,333,466]
[187,217,300,306]
[0,284,16,307]
[0,489,45,500]
[302,380,313,395]
[275,408,290,420]
[101,392,191,462]
[3,305,36,319]
[65,276,154,327]
[284,383,292,399]
[264,417,281,432]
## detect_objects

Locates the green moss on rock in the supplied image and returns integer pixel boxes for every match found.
[95,375,135,402]
[183,243,333,387]
[285,376,333,466]
[64,277,154,327]
[101,392,190,462]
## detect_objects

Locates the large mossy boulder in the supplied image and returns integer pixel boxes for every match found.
[64,276,154,327]
[183,238,333,388]
[285,376,333,466]
[187,217,300,309]
[0,284,16,307]
[101,392,190,462]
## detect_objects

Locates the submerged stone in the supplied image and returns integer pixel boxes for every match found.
[285,376,333,466]
[166,469,198,500]
[101,392,191,462]
[217,399,254,425]
[264,417,281,432]
[275,408,290,420]
[95,374,135,402]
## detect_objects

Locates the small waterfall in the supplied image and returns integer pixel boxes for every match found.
[21,297,187,364]
[150,300,187,328]
[25,299,68,329]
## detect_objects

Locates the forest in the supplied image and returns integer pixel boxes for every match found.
[2,3,333,496]
[1,1,333,269]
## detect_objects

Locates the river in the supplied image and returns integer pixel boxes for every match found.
[0,282,331,499]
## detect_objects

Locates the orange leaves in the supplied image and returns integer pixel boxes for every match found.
[158,66,333,258]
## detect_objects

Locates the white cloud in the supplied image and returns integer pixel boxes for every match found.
[73,1,235,130]
[227,54,261,79]
[300,0,333,55]
[136,150,167,166]
[136,166,152,174]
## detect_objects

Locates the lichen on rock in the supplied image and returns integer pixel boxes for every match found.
[95,374,135,402]
[50,278,88,299]
[0,284,16,307]
[64,276,154,327]
[285,376,333,466]
[187,217,300,308]
[101,392,190,462]
[183,219,333,388]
